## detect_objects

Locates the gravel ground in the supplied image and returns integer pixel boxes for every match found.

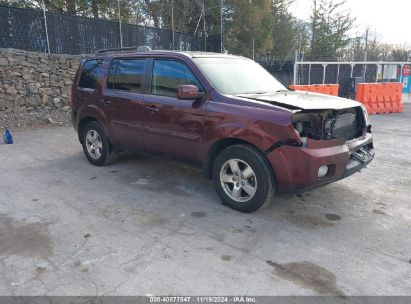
[0,105,410,297]
[0,108,70,130]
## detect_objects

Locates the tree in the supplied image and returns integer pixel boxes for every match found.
[390,45,411,62]
[271,0,308,60]
[0,0,38,8]
[223,0,272,58]
[366,36,392,61]
[0,0,139,21]
[42,0,76,14]
[309,0,354,60]
[343,29,411,62]
[342,35,363,61]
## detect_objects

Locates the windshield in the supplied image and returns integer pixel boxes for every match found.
[193,57,286,95]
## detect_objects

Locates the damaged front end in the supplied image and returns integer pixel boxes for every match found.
[291,105,369,145]
[267,105,375,192]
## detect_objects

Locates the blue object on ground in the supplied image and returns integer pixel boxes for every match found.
[3,129,13,144]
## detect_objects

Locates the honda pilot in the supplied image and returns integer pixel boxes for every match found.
[71,49,374,213]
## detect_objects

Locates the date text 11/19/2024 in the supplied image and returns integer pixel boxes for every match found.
[148,296,257,303]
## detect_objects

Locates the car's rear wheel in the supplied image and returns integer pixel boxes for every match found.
[212,144,276,213]
[81,121,118,166]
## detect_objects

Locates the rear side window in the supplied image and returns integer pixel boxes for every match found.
[107,59,145,93]
[78,59,103,89]
[151,60,203,97]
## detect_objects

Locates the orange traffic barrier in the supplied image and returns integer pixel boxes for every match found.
[355,82,403,114]
[289,84,339,96]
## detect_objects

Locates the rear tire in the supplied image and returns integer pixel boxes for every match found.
[212,144,276,213]
[81,121,118,166]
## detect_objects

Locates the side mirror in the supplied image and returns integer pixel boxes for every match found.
[177,85,204,100]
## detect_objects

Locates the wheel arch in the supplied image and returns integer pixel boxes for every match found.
[77,115,113,148]
[77,116,99,141]
[202,137,276,179]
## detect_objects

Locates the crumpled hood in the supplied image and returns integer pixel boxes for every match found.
[238,90,361,111]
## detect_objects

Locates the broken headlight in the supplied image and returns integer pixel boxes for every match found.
[292,112,324,142]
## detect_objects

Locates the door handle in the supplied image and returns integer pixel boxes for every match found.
[144,106,159,114]
[100,99,111,105]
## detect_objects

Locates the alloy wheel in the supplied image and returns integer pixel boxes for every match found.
[219,158,257,202]
[85,129,103,160]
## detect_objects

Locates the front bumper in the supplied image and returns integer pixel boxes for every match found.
[266,132,374,193]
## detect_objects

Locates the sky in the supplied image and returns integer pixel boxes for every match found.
[290,0,411,46]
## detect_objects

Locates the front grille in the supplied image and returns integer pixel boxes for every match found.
[328,108,365,140]
[292,106,366,141]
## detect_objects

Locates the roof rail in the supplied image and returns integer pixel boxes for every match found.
[96,46,152,54]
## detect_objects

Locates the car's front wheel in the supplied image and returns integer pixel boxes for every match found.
[212,144,276,213]
[81,121,118,166]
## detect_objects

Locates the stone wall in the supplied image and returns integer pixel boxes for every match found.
[0,48,83,113]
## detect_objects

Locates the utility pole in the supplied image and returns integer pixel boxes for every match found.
[311,0,317,56]
[364,28,369,62]
[203,1,206,51]
[41,0,50,54]
[171,0,175,50]
[250,0,254,60]
[252,38,255,61]
[117,0,123,48]
[363,27,369,79]
[220,0,224,53]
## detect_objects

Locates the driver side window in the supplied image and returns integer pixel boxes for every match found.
[151,59,203,97]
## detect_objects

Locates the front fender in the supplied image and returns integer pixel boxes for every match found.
[203,120,277,154]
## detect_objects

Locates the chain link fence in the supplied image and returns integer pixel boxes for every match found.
[294,61,411,98]
[258,58,294,87]
[0,5,202,55]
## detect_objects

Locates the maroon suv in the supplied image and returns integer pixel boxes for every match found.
[71,49,374,212]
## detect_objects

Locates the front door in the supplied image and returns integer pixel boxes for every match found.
[143,59,206,164]
[101,57,147,151]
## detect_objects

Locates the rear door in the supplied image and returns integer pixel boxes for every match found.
[100,57,148,151]
[142,58,206,164]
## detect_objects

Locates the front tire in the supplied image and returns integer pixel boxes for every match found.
[212,144,276,213]
[81,121,118,166]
